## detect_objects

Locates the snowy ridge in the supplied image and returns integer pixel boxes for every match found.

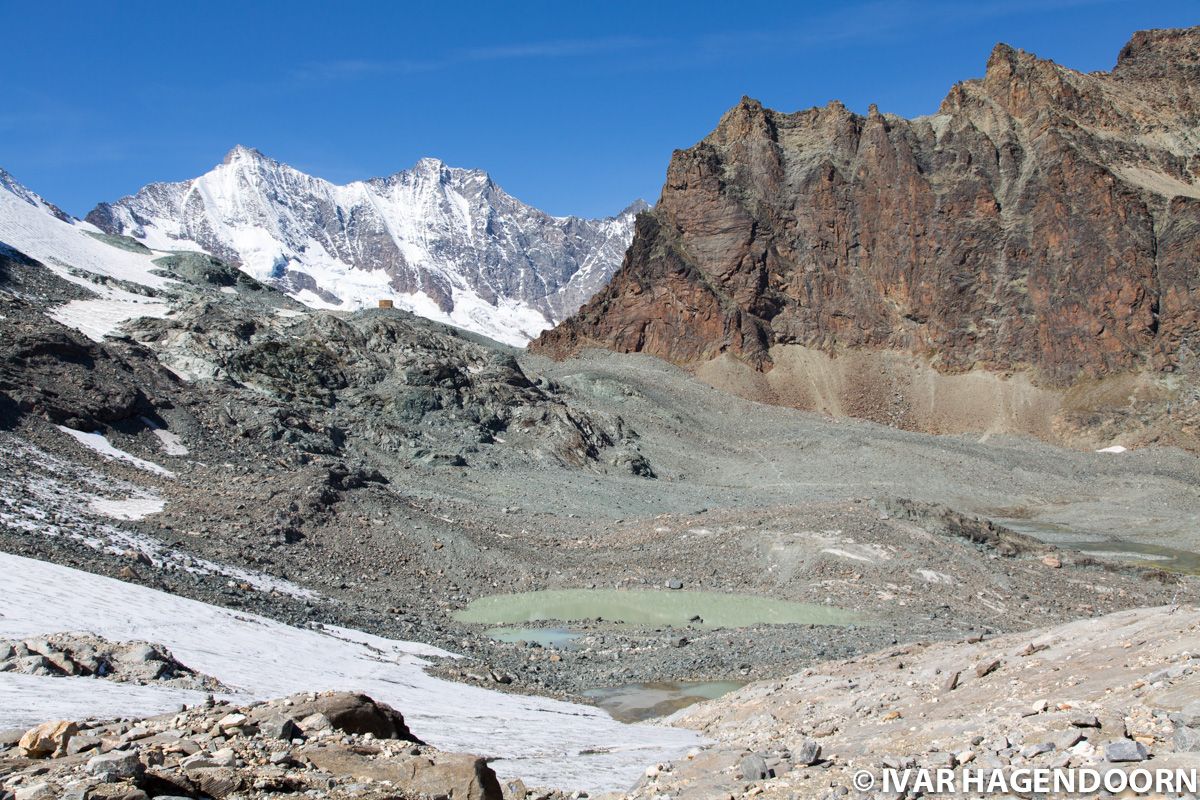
[88,147,646,346]
[0,169,174,340]
[0,552,700,791]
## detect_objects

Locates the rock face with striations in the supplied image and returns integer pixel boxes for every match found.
[534,28,1200,441]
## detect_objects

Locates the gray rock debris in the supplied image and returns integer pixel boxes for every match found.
[1104,739,1149,762]
[1,691,502,800]
[0,632,223,691]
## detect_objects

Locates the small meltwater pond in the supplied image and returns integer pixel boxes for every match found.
[454,588,862,628]
[997,519,1200,576]
[483,627,582,648]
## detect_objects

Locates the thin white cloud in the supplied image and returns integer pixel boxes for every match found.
[293,34,659,84]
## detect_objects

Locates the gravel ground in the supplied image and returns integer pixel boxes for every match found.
[2,264,1198,709]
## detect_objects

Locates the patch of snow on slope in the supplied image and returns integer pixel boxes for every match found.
[140,416,189,456]
[0,433,314,599]
[48,294,171,342]
[57,426,175,477]
[0,169,174,339]
[0,552,700,791]
[395,287,550,347]
[87,496,166,520]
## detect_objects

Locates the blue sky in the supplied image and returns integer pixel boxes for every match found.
[1,1,1195,219]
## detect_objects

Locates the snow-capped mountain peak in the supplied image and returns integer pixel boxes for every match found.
[221,143,266,164]
[86,150,643,346]
[0,168,75,224]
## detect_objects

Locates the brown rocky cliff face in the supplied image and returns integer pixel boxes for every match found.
[533,28,1200,388]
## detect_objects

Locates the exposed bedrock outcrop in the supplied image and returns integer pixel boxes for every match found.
[534,28,1200,447]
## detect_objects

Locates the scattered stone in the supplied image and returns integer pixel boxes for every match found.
[975,659,1001,678]
[259,715,302,741]
[279,691,421,741]
[12,783,56,800]
[0,633,221,691]
[217,712,248,731]
[1056,729,1085,750]
[86,749,144,781]
[942,671,959,692]
[740,754,772,781]
[1020,742,1054,758]
[795,739,822,766]
[1104,740,1148,762]
[18,720,78,758]
[1022,700,1048,717]
[1174,725,1200,752]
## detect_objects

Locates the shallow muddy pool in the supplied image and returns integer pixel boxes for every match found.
[583,680,746,723]
[483,626,581,647]
[453,589,862,628]
[998,519,1200,575]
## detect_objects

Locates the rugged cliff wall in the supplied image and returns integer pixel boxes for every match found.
[535,29,1200,415]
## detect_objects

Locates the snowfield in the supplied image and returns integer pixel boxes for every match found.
[56,426,176,477]
[0,553,701,792]
[0,168,175,340]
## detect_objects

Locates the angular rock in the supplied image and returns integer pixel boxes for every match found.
[18,720,78,758]
[795,739,822,766]
[740,753,772,781]
[975,659,1001,678]
[87,750,144,781]
[1171,701,1200,728]
[187,766,242,798]
[216,713,247,731]
[0,728,24,750]
[12,784,56,800]
[415,754,502,800]
[1056,730,1085,750]
[259,715,302,741]
[1174,724,1200,752]
[503,777,528,800]
[1020,742,1055,758]
[284,692,421,742]
[1105,740,1149,762]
